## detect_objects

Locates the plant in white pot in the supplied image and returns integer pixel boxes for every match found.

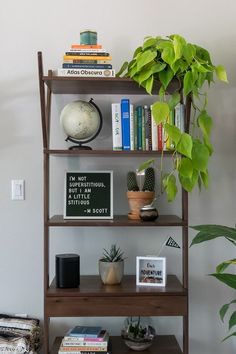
[99,244,126,285]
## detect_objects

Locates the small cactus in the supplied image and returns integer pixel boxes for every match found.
[127,171,139,191]
[142,167,155,191]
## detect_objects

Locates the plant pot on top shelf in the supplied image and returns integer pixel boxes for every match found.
[127,167,156,220]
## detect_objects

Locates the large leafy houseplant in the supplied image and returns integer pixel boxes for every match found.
[191,225,236,340]
[117,34,228,201]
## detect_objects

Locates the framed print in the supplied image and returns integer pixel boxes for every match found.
[64,171,113,219]
[136,256,166,287]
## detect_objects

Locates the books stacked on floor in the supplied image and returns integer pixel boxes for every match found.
[111,99,185,151]
[0,313,41,354]
[58,326,111,354]
[57,34,115,78]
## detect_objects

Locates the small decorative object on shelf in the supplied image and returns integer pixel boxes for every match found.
[99,244,125,285]
[127,167,155,220]
[60,98,103,150]
[55,253,80,288]
[80,29,98,45]
[136,256,166,287]
[121,316,156,351]
[139,205,158,221]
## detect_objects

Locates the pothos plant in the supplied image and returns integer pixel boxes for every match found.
[191,224,236,340]
[117,34,228,201]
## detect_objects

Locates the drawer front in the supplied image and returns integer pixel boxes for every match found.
[45,295,187,317]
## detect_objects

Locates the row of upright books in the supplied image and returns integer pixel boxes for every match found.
[58,325,111,354]
[111,99,185,151]
[57,43,115,78]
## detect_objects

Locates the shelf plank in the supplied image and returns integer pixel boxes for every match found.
[45,149,173,156]
[48,215,186,227]
[51,335,183,354]
[47,275,186,297]
[42,76,180,95]
[45,276,187,317]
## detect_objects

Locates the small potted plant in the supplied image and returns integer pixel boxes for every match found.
[127,167,155,220]
[99,244,125,285]
[121,316,156,351]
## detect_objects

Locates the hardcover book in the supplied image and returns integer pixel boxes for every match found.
[121,99,131,150]
[57,69,115,78]
[68,326,102,338]
[111,103,122,150]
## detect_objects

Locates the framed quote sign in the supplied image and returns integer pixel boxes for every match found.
[136,256,166,287]
[64,171,113,219]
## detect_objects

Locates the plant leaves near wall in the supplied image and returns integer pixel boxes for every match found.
[117,34,228,201]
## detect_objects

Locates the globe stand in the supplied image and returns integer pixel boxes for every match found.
[67,140,92,151]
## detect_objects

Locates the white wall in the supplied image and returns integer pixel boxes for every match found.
[0,1,236,353]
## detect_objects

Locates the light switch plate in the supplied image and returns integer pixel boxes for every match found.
[11,179,25,200]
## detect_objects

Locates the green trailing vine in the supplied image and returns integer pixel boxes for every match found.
[117,34,228,201]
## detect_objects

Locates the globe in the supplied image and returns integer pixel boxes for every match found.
[60,98,102,149]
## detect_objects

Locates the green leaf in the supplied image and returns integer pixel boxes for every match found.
[164,123,181,145]
[159,67,174,90]
[172,34,186,60]
[191,139,209,172]
[136,50,157,71]
[152,102,170,124]
[203,136,214,156]
[144,75,154,95]
[178,158,193,178]
[197,111,213,138]
[220,300,236,322]
[216,259,236,273]
[179,169,198,192]
[138,159,154,172]
[210,273,236,290]
[176,133,193,159]
[137,62,166,84]
[183,71,194,96]
[200,170,209,188]
[182,43,196,64]
[133,46,142,59]
[161,46,175,66]
[163,174,178,202]
[116,61,129,77]
[215,65,228,83]
[143,37,158,50]
[168,92,180,111]
[196,72,207,88]
[190,224,236,243]
[222,331,236,342]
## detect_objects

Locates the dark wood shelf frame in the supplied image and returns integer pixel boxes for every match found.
[38,51,189,354]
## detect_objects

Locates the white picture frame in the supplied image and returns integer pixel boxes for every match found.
[136,256,166,287]
[64,171,113,219]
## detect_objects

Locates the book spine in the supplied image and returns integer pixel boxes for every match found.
[121,99,131,150]
[57,69,115,78]
[136,106,143,150]
[59,351,109,354]
[111,103,122,151]
[143,105,149,151]
[166,110,175,150]
[62,64,112,69]
[65,52,109,56]
[68,49,105,53]
[180,103,185,132]
[158,123,163,151]
[142,108,146,151]
[62,341,108,347]
[151,105,157,150]
[64,60,111,64]
[71,44,102,49]
[129,104,134,150]
[175,103,185,133]
[147,107,152,151]
[59,346,107,352]
[63,55,112,61]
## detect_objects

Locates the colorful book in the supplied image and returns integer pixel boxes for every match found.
[63,60,111,64]
[62,64,112,69]
[59,345,107,351]
[147,107,152,150]
[63,330,108,343]
[121,99,130,150]
[136,106,143,150]
[71,44,103,50]
[143,105,149,151]
[63,55,112,61]
[129,104,134,150]
[175,103,185,132]
[151,105,157,150]
[158,122,163,151]
[65,52,110,57]
[68,326,102,338]
[57,69,115,78]
[111,103,122,150]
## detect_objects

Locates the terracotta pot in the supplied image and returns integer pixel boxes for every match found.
[99,260,124,285]
[127,191,155,220]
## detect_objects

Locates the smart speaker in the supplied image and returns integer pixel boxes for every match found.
[56,253,80,288]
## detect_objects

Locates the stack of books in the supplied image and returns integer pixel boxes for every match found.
[111,99,185,151]
[58,326,111,354]
[57,41,115,78]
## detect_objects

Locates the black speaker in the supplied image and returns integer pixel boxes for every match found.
[56,253,80,288]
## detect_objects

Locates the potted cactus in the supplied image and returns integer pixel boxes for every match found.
[99,244,125,285]
[127,167,155,220]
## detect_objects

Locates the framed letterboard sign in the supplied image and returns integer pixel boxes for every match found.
[64,171,113,219]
